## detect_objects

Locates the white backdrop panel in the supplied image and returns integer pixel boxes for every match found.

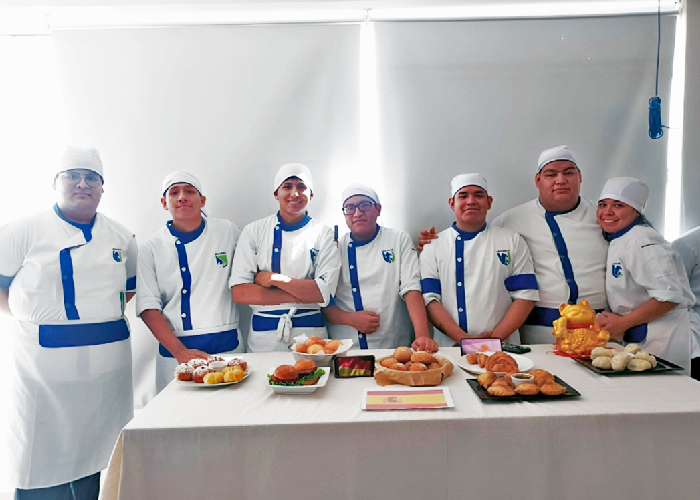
[52,24,360,405]
[374,16,675,235]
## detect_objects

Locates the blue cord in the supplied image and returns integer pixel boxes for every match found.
[649,0,664,139]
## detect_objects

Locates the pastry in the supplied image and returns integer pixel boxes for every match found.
[427,362,441,370]
[393,346,413,363]
[590,347,614,359]
[381,357,398,368]
[188,358,208,369]
[627,359,652,371]
[305,336,326,347]
[192,366,212,383]
[207,355,224,363]
[392,363,408,371]
[409,362,427,371]
[466,353,479,365]
[490,377,514,389]
[487,385,515,397]
[611,353,629,371]
[485,353,518,372]
[635,352,657,368]
[478,353,489,368]
[592,356,613,369]
[295,343,307,353]
[323,340,342,354]
[514,382,539,396]
[227,358,247,370]
[477,371,498,389]
[411,352,436,364]
[174,363,193,381]
[623,343,642,354]
[540,382,566,396]
[530,369,554,387]
[307,344,324,355]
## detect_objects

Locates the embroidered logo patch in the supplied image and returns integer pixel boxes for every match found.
[382,249,395,263]
[612,263,623,278]
[215,252,228,268]
[310,248,318,263]
[113,248,123,263]
[496,250,511,266]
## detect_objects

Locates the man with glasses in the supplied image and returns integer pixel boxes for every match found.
[323,184,437,351]
[419,174,538,347]
[0,146,136,500]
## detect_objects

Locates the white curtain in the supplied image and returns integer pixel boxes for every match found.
[52,24,361,405]
[374,15,676,234]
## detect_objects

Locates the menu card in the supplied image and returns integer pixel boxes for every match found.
[362,387,454,410]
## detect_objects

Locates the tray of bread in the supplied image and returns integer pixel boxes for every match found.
[467,368,580,401]
[573,344,683,376]
[374,347,453,386]
[457,350,534,375]
[174,356,249,387]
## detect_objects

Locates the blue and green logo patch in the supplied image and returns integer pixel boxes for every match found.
[113,248,123,263]
[612,263,623,278]
[215,252,228,268]
[310,248,318,263]
[382,249,395,263]
[496,250,511,266]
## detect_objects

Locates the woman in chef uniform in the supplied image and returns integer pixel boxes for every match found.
[137,171,243,393]
[229,163,340,352]
[0,147,136,500]
[596,177,693,372]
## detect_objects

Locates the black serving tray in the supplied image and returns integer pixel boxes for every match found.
[467,375,580,401]
[573,355,683,376]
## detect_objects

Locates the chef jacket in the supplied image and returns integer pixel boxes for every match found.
[419,223,539,347]
[0,206,136,489]
[671,227,700,359]
[136,217,243,392]
[229,213,340,352]
[328,225,421,349]
[606,222,693,372]
[492,198,608,344]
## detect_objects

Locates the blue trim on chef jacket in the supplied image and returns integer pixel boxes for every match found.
[421,278,442,295]
[126,276,136,291]
[452,223,486,332]
[54,204,97,320]
[624,323,648,343]
[167,220,206,331]
[504,273,538,292]
[603,217,643,242]
[159,327,240,357]
[271,213,312,273]
[544,202,579,305]
[252,309,325,331]
[346,229,380,350]
[0,274,14,289]
[39,318,129,348]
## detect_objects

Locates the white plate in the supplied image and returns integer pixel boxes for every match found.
[289,337,354,367]
[175,370,250,388]
[267,367,330,394]
[456,352,534,375]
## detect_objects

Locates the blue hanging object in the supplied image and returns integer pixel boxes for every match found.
[649,96,663,139]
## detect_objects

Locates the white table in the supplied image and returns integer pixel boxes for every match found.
[102,346,700,500]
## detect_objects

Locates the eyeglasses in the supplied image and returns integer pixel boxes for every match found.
[60,171,103,188]
[342,200,375,215]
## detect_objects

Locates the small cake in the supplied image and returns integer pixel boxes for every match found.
[207,355,225,363]
[192,366,212,383]
[227,358,248,371]
[188,358,208,369]
[174,363,193,381]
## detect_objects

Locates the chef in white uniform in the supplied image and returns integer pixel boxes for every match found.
[137,171,243,393]
[419,174,539,347]
[0,147,136,500]
[417,146,608,345]
[323,184,437,351]
[672,226,700,380]
[229,163,340,352]
[596,177,693,372]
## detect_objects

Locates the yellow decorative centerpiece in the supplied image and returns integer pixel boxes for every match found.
[552,300,610,356]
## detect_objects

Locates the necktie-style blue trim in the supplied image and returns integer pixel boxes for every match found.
[271,213,312,273]
[54,204,95,242]
[452,224,485,332]
[167,219,205,244]
[349,225,380,246]
[603,217,642,242]
[544,209,578,304]
[347,239,368,349]
[167,222,199,331]
[277,212,311,231]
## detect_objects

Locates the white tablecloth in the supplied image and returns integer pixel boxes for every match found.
[102,346,700,500]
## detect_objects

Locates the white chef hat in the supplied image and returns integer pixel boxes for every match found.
[273,163,313,194]
[450,173,488,198]
[161,170,203,196]
[599,177,649,213]
[537,145,577,173]
[341,183,380,205]
[57,146,104,178]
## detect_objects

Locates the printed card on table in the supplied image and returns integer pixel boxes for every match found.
[362,387,454,410]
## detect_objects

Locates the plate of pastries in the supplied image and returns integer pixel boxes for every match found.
[467,368,580,400]
[290,335,353,366]
[573,344,683,375]
[457,350,534,375]
[374,346,453,386]
[267,359,330,394]
[174,356,249,387]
